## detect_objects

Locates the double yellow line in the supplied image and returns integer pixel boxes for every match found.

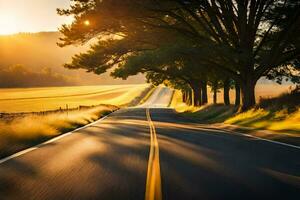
[145,108,162,200]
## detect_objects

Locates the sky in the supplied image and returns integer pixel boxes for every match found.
[0,0,73,35]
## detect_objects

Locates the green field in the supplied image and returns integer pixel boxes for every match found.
[0,84,148,113]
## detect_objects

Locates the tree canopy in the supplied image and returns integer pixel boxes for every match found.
[58,0,300,110]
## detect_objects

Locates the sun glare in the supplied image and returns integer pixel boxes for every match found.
[0,13,18,35]
[84,20,90,26]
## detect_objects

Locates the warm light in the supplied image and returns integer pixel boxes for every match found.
[0,12,18,35]
[84,20,90,26]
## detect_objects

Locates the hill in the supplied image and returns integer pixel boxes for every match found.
[0,32,145,87]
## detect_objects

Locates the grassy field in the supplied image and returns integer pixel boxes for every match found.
[0,105,117,158]
[0,84,150,158]
[0,84,148,112]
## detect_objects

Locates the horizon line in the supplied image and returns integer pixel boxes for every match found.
[0,30,60,36]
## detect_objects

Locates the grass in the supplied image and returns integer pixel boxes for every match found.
[224,108,300,133]
[0,105,117,158]
[139,86,156,105]
[169,90,199,112]
[225,88,300,133]
[0,84,153,159]
[0,84,148,112]
[171,85,300,136]
[184,105,238,123]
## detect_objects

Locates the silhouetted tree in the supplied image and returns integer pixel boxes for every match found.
[58,0,300,110]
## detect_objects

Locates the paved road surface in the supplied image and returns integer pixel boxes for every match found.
[0,86,299,200]
[138,86,173,108]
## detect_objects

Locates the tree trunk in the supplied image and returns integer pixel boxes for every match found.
[223,78,230,105]
[185,88,193,106]
[235,82,241,106]
[192,84,202,106]
[213,89,217,104]
[240,78,256,111]
[182,90,186,103]
[188,88,193,106]
[201,80,208,105]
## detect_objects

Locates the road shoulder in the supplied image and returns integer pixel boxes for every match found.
[174,110,300,148]
[212,123,300,147]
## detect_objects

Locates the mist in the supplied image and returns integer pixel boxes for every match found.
[0,32,145,87]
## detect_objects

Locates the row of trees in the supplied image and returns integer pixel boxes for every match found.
[0,65,71,88]
[58,0,300,110]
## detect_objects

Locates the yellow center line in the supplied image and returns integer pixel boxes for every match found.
[145,108,162,200]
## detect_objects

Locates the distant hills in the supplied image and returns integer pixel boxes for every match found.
[0,32,145,87]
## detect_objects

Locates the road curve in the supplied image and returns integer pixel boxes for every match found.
[0,86,299,200]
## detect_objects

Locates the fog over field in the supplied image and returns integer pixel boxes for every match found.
[0,32,145,87]
[0,32,292,95]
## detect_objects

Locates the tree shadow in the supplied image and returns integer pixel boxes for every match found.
[149,109,300,199]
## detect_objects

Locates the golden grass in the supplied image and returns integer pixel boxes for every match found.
[225,108,300,133]
[0,84,154,158]
[0,84,148,112]
[0,105,117,158]
[170,84,299,134]
[139,86,156,105]
[169,90,199,112]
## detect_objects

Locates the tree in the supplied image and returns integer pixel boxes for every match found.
[223,77,231,105]
[234,81,241,106]
[66,37,211,106]
[58,0,300,110]
[112,43,209,106]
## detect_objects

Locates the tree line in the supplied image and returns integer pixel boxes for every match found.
[0,65,71,88]
[58,0,300,111]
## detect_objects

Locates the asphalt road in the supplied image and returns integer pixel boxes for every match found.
[0,86,299,200]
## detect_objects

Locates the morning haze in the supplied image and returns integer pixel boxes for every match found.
[0,1,299,200]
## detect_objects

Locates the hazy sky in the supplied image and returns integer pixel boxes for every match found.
[0,0,73,35]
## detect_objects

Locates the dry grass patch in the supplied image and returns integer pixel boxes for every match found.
[0,105,117,158]
[170,90,200,112]
[171,85,299,134]
[225,108,300,133]
[226,87,300,133]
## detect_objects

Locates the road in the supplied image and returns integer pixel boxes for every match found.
[0,86,299,200]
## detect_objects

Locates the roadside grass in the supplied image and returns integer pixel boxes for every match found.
[225,89,300,133]
[138,86,156,105]
[224,108,300,133]
[0,105,117,158]
[171,86,300,135]
[185,105,239,123]
[170,90,199,112]
[0,84,154,159]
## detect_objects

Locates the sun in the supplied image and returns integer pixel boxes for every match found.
[0,13,18,35]
[84,20,90,26]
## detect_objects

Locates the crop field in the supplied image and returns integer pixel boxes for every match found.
[0,84,148,113]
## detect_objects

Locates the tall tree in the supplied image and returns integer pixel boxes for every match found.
[58,0,300,110]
